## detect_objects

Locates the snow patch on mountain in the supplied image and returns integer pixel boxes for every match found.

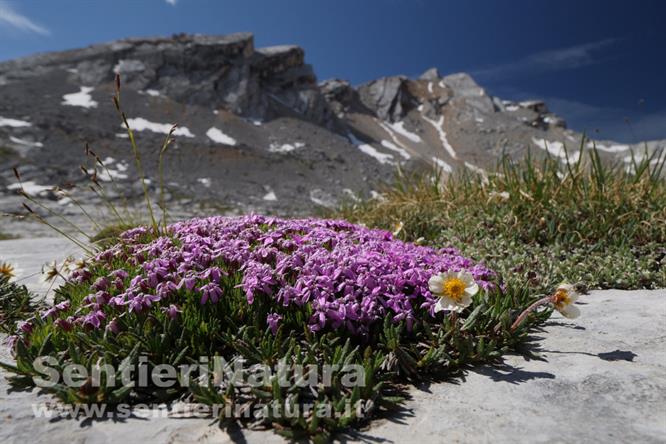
[348,132,395,164]
[0,116,31,127]
[97,157,129,181]
[125,118,195,138]
[381,140,411,160]
[262,187,277,201]
[9,136,43,147]
[357,144,394,164]
[387,121,422,143]
[62,87,98,109]
[269,142,305,153]
[423,115,457,159]
[431,157,453,172]
[7,181,53,195]
[206,127,237,145]
[309,189,337,208]
[533,138,566,158]
[588,142,630,153]
[377,122,412,160]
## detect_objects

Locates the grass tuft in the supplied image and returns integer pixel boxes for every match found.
[0,275,45,334]
[336,146,666,294]
[0,231,16,241]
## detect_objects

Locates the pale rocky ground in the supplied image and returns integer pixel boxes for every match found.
[0,238,665,443]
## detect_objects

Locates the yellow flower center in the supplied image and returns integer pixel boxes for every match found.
[0,262,15,278]
[552,289,571,309]
[443,277,466,302]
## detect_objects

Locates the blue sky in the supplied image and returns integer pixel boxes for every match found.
[1,0,664,142]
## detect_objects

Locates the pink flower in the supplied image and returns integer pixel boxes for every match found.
[17,320,33,335]
[83,310,106,329]
[92,277,110,291]
[178,276,197,291]
[266,313,283,335]
[199,283,222,304]
[45,215,495,338]
[54,317,74,331]
[106,317,120,334]
[163,304,182,320]
[127,293,161,313]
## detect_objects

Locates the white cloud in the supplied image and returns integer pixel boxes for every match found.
[472,38,619,81]
[165,0,177,5]
[0,1,50,35]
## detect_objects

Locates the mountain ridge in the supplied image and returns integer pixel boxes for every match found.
[0,32,663,227]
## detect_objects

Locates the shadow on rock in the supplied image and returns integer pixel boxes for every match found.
[43,406,146,426]
[545,320,586,330]
[540,349,637,362]
[597,350,637,362]
[472,363,555,384]
[339,429,394,444]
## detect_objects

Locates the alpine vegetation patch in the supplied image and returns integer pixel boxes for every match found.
[1,75,575,441]
[1,215,555,440]
[337,147,666,295]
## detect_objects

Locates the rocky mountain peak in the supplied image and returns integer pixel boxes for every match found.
[0,33,336,127]
[419,67,441,80]
[0,33,662,222]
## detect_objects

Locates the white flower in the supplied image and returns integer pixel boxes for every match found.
[487,191,510,202]
[42,260,60,282]
[392,221,404,237]
[552,283,580,319]
[429,271,479,313]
